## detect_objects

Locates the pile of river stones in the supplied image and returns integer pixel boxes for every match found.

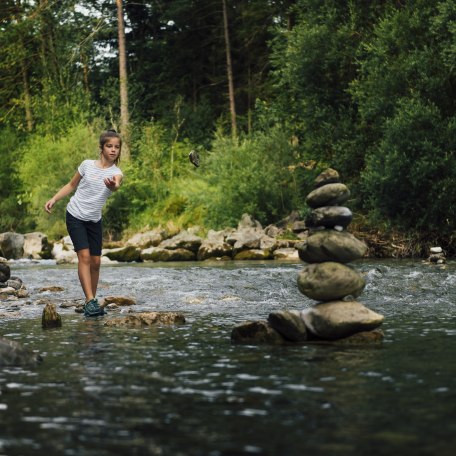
[231,168,385,345]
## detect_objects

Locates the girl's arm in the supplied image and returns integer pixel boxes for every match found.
[103,173,122,192]
[44,171,82,213]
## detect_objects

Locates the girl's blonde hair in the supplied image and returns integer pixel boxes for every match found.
[99,129,122,165]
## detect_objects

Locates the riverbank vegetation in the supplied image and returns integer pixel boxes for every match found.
[1,0,454,255]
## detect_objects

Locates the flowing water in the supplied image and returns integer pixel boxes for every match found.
[1,259,456,456]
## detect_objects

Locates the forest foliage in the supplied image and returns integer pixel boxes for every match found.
[0,0,455,245]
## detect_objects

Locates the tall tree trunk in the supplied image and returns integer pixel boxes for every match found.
[15,0,33,131]
[116,0,130,159]
[222,0,237,140]
[21,55,33,131]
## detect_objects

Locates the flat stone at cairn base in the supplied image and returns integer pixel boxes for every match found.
[305,183,350,209]
[268,310,308,342]
[301,300,384,340]
[231,320,285,344]
[298,230,367,263]
[297,262,365,301]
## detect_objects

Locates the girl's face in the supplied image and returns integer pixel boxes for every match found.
[100,137,121,162]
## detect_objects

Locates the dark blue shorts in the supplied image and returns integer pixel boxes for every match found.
[66,211,102,256]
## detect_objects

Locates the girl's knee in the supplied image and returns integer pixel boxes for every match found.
[90,256,101,271]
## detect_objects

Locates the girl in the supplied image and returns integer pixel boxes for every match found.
[44,129,123,317]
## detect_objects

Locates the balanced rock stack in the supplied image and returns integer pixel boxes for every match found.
[231,168,384,345]
[295,168,384,341]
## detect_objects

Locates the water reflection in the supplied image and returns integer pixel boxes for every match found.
[1,260,456,455]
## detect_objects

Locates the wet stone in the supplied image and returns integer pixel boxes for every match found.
[297,262,365,301]
[231,320,285,345]
[305,206,353,229]
[42,303,62,329]
[314,168,340,188]
[305,183,350,209]
[298,230,367,264]
[267,310,308,342]
[301,300,384,340]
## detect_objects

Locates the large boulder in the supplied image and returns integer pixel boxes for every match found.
[23,232,49,259]
[52,236,78,264]
[125,229,166,248]
[159,230,202,252]
[297,262,365,301]
[103,245,141,262]
[273,248,299,261]
[230,320,285,345]
[197,239,232,261]
[305,206,353,229]
[305,183,350,209]
[0,337,42,366]
[233,249,272,260]
[0,232,24,259]
[301,300,384,340]
[141,247,196,262]
[298,230,367,263]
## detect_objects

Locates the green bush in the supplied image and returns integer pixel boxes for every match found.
[361,97,456,232]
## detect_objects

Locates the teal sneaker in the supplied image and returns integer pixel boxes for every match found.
[83,298,105,317]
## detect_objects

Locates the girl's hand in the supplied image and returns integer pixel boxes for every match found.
[44,198,56,213]
[104,177,117,190]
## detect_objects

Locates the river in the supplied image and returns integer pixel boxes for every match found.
[1,259,456,455]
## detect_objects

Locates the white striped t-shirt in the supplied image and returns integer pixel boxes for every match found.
[66,160,123,222]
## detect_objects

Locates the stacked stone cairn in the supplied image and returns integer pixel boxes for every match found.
[231,168,385,345]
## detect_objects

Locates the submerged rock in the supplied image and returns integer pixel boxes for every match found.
[0,336,42,366]
[301,300,384,340]
[104,312,186,327]
[297,262,365,301]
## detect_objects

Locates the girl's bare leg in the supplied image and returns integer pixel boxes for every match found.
[90,255,101,298]
[76,249,94,302]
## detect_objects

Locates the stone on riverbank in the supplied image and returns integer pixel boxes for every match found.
[102,296,136,306]
[42,303,62,329]
[297,262,365,301]
[298,230,367,264]
[104,311,186,327]
[141,247,196,262]
[301,300,384,340]
[0,262,11,282]
[197,239,233,261]
[103,245,141,262]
